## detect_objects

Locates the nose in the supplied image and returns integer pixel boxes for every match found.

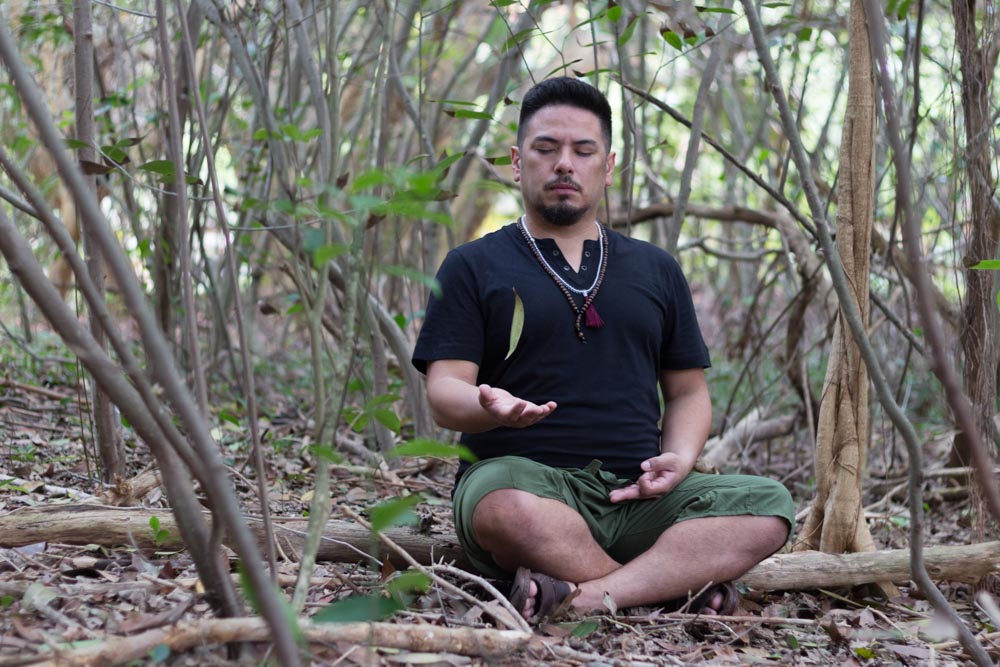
[554,146,574,174]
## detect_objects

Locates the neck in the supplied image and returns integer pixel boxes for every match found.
[521,213,600,242]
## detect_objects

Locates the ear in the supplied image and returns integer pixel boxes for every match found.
[604,151,616,187]
[511,145,521,182]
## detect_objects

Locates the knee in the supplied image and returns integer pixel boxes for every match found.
[760,515,792,554]
[471,489,547,548]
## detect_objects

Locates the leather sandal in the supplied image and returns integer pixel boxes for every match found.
[508,566,576,621]
[664,581,739,615]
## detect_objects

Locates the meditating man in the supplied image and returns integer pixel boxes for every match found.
[412,76,795,620]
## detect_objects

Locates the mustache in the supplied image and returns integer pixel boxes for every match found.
[545,177,581,191]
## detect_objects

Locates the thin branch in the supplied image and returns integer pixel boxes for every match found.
[740,0,991,662]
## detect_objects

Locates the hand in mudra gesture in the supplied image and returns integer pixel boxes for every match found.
[478,384,557,428]
[608,453,690,503]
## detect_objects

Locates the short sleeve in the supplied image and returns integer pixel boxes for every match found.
[659,255,711,370]
[412,249,485,374]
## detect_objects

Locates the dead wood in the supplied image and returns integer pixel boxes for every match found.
[28,618,532,667]
[2,504,998,591]
[701,410,798,470]
[0,504,470,570]
[740,541,1000,590]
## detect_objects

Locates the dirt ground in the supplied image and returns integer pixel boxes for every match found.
[0,341,995,666]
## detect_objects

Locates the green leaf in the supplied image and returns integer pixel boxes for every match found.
[138,159,176,177]
[64,138,89,149]
[386,438,477,462]
[369,494,422,532]
[149,516,160,532]
[149,644,170,663]
[661,30,684,51]
[506,288,524,360]
[618,15,640,47]
[571,619,600,637]
[971,259,1000,270]
[697,6,737,13]
[485,155,512,166]
[607,4,623,22]
[784,632,800,649]
[796,27,813,41]
[761,1,789,6]
[350,169,391,192]
[433,152,466,180]
[313,594,404,623]
[502,27,537,53]
[373,408,401,433]
[430,98,480,107]
[854,646,876,659]
[445,109,493,120]
[219,409,240,426]
[313,243,348,267]
[896,0,914,19]
[386,571,431,598]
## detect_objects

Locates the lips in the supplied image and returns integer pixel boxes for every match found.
[547,181,580,193]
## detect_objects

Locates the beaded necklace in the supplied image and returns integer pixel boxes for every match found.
[517,216,608,343]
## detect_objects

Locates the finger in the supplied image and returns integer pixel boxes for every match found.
[609,484,641,503]
[478,384,495,406]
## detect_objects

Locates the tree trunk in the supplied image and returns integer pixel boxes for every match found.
[73,0,121,483]
[797,0,880,562]
[950,0,1000,466]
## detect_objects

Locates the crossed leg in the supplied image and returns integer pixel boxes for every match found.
[472,488,789,616]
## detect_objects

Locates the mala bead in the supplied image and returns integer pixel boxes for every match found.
[518,217,609,343]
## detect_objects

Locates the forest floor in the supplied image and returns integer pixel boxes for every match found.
[0,333,996,666]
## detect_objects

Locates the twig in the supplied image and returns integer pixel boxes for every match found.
[339,505,531,633]
[25,618,532,667]
[0,379,73,401]
[0,475,98,502]
[740,0,991,662]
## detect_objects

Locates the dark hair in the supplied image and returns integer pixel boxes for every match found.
[517,77,612,152]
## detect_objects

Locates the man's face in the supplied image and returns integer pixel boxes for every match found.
[512,104,615,227]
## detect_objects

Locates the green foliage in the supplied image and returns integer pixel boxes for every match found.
[368,494,423,533]
[312,593,404,623]
[148,516,171,547]
[386,438,477,463]
[344,393,403,434]
[313,570,430,624]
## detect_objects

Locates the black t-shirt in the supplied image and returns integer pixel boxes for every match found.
[412,222,710,479]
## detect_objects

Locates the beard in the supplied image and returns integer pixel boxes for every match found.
[536,200,587,227]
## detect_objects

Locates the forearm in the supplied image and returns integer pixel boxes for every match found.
[659,388,712,470]
[426,375,501,433]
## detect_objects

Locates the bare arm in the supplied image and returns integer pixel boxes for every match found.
[425,359,557,433]
[609,367,712,502]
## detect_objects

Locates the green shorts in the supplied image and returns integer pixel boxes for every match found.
[453,456,796,579]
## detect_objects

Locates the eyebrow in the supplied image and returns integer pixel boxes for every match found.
[531,135,600,149]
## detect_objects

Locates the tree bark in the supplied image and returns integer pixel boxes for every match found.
[2,504,997,591]
[797,0,880,564]
[951,0,1000,466]
[72,0,121,482]
[33,618,531,667]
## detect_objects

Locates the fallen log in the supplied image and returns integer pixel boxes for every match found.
[0,503,470,570]
[29,618,532,667]
[739,541,1000,590]
[1,504,996,590]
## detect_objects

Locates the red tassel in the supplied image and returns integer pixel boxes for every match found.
[585,304,604,328]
